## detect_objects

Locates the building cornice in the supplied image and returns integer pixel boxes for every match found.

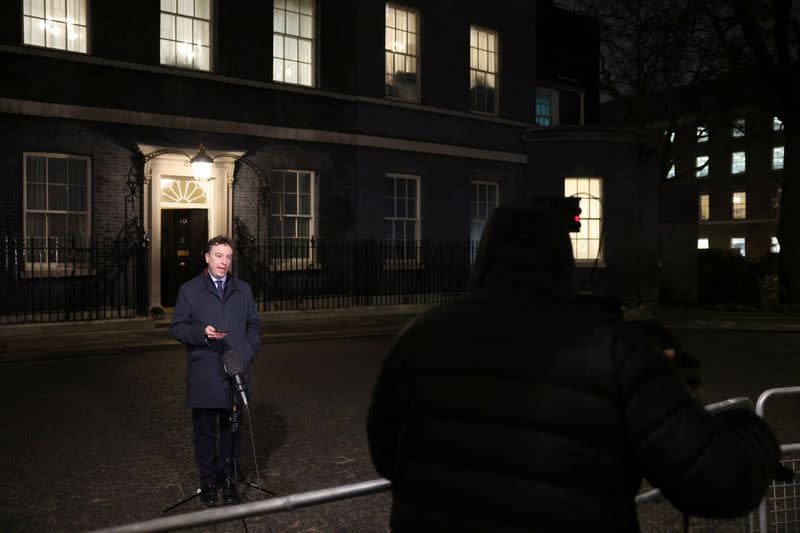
[0,97,527,164]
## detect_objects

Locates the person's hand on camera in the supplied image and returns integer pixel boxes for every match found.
[205,325,228,340]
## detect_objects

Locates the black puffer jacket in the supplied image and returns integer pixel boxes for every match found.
[366,207,778,532]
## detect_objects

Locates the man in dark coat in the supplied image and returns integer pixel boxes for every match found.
[170,235,261,506]
[366,206,779,532]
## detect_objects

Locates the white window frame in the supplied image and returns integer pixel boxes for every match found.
[732,191,747,220]
[696,156,709,178]
[470,25,499,115]
[470,180,499,243]
[160,0,213,72]
[733,118,745,137]
[273,0,315,86]
[269,169,317,269]
[730,237,746,257]
[698,238,709,250]
[773,146,785,170]
[23,152,92,272]
[385,4,420,103]
[564,177,603,263]
[697,125,708,143]
[23,0,88,53]
[699,194,709,221]
[731,151,746,174]
[535,87,558,126]
[384,173,421,267]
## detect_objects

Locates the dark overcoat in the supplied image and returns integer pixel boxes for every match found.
[170,270,262,408]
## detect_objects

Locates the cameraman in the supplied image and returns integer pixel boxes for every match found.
[367,206,779,532]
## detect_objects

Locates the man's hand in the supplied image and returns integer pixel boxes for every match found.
[205,326,228,340]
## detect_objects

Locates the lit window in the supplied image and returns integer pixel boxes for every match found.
[698,238,709,249]
[24,153,91,260]
[23,0,87,53]
[699,194,709,220]
[384,174,420,261]
[730,237,746,257]
[731,151,746,174]
[385,4,419,102]
[666,130,675,143]
[470,26,499,114]
[732,191,746,219]
[771,237,780,254]
[733,118,745,137]
[666,163,676,179]
[470,181,499,242]
[564,177,602,261]
[535,94,550,125]
[774,116,784,131]
[273,0,315,86]
[697,126,708,143]
[160,0,212,71]
[696,156,709,178]
[773,146,784,170]
[269,170,315,260]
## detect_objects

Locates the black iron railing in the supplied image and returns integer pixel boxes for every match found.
[1,235,479,324]
[234,238,478,312]
[0,235,148,324]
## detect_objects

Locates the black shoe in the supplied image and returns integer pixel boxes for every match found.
[222,476,239,505]
[200,483,218,506]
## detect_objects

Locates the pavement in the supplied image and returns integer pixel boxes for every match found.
[1,301,800,363]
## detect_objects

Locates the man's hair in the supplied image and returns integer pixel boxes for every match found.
[206,235,235,254]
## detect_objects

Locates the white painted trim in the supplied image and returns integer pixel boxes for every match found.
[0,97,527,164]
[0,44,530,127]
[143,144,243,309]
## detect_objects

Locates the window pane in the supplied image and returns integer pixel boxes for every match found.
[27,183,46,210]
[27,212,46,236]
[48,213,66,238]
[296,217,310,238]
[27,0,45,17]
[299,194,311,215]
[162,0,177,11]
[273,58,284,81]
[67,213,87,243]
[300,14,313,38]
[48,158,67,184]
[195,0,210,19]
[299,63,312,86]
[274,8,285,32]
[287,11,299,35]
[284,195,297,215]
[178,0,193,16]
[298,173,311,193]
[195,20,209,46]
[48,184,67,210]
[160,14,175,39]
[176,16,192,42]
[161,39,176,65]
[299,39,311,63]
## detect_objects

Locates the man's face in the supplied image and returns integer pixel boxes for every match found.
[205,244,233,278]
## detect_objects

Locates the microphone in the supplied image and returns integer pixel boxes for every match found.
[222,351,249,406]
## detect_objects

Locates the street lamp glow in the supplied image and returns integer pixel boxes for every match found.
[190,144,213,181]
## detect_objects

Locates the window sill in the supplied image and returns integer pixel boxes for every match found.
[19,264,95,278]
[575,260,606,268]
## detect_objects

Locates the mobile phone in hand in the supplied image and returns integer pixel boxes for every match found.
[214,328,229,334]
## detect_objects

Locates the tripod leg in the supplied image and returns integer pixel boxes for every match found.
[162,488,201,514]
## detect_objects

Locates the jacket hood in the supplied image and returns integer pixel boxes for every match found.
[470,206,575,296]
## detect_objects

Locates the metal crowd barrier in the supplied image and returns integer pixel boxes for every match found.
[636,397,757,533]
[757,386,800,533]
[88,479,391,533]
[89,392,800,533]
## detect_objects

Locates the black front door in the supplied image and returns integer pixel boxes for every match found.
[161,209,209,307]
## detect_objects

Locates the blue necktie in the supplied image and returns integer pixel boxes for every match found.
[215,280,224,299]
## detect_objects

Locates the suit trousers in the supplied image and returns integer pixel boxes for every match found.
[192,407,241,486]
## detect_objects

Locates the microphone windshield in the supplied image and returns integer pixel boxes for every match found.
[223,351,243,375]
